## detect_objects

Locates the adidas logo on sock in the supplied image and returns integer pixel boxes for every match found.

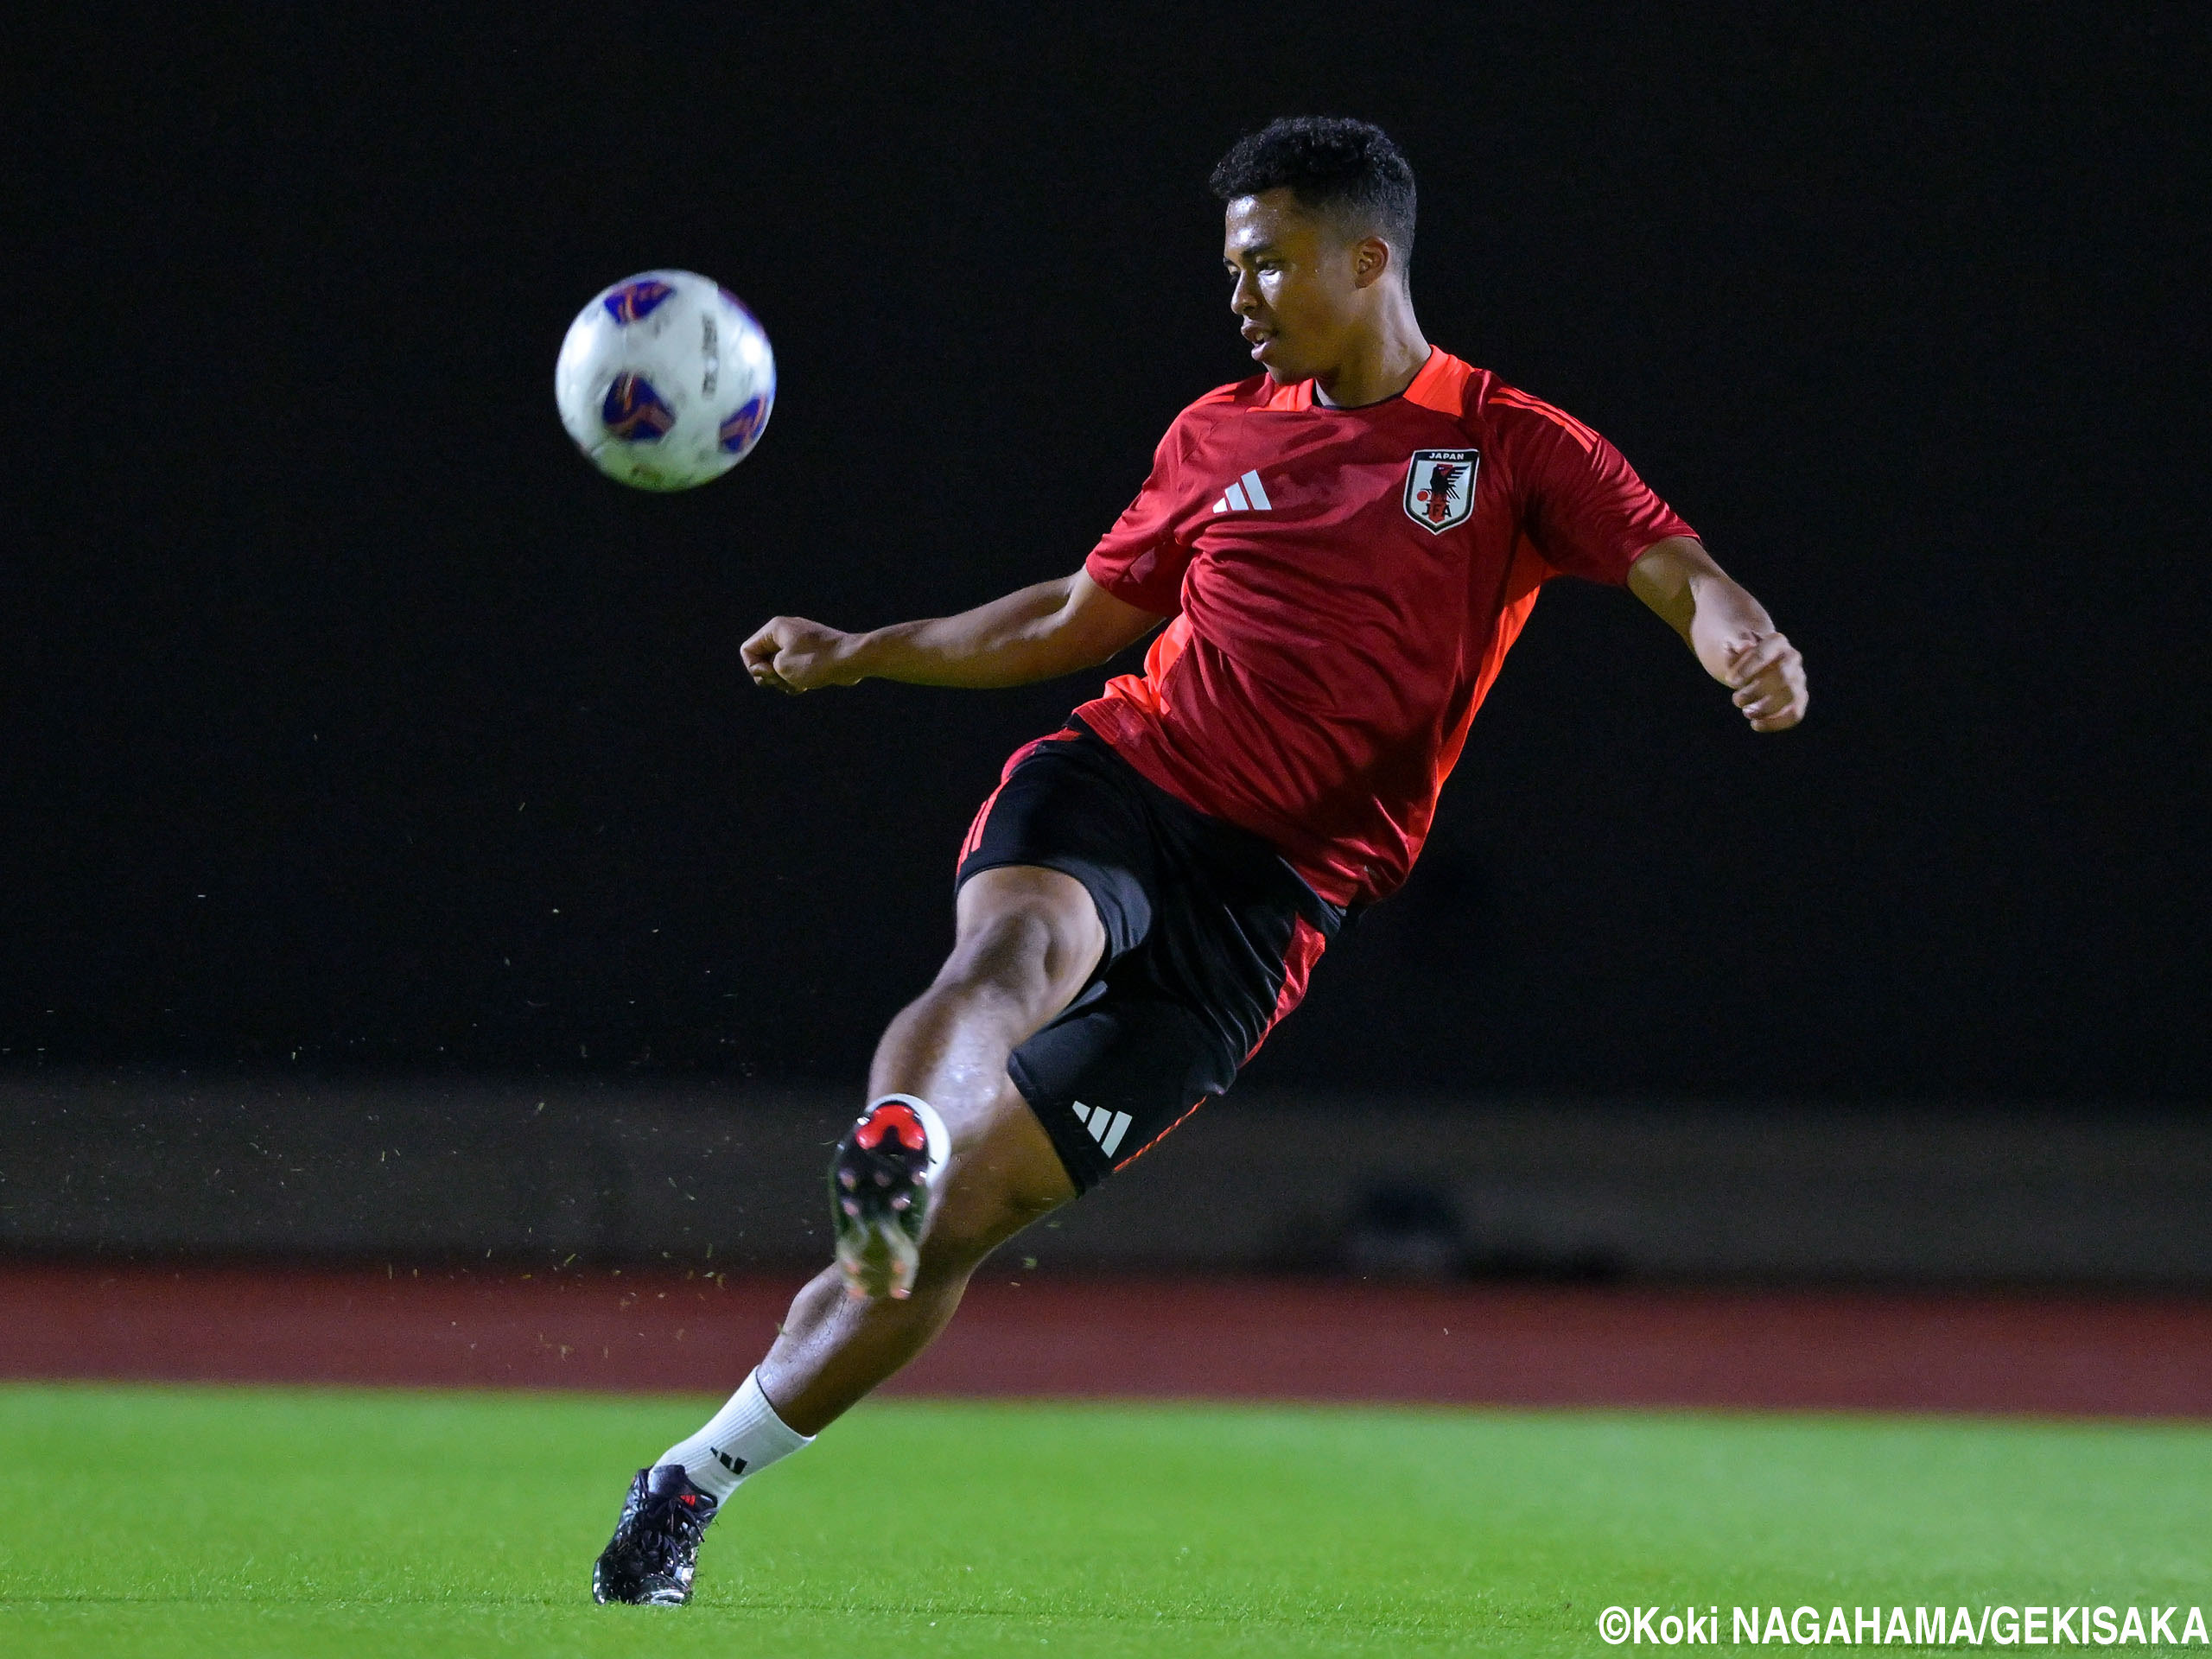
[711,1447,747,1475]
[1071,1101,1133,1157]
[1210,470,1273,514]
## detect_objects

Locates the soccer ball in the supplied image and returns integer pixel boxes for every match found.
[555,270,776,491]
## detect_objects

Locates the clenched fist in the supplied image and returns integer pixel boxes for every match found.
[1722,630,1808,732]
[741,616,867,695]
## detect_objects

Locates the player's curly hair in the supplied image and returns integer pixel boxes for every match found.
[1209,117,1417,279]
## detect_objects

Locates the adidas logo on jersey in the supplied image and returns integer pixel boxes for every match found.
[1210,470,1273,514]
[1071,1101,1134,1157]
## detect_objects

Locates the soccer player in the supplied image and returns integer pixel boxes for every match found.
[593,116,1807,1604]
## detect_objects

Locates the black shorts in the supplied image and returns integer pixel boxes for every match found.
[955,719,1342,1192]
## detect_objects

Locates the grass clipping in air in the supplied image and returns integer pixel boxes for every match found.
[1,1383,2207,1656]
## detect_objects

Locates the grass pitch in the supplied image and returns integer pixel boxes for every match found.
[2,1384,2207,1656]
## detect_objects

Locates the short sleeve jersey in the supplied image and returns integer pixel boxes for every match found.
[1077,347,1694,908]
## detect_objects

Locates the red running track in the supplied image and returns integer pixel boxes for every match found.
[3,1262,2209,1417]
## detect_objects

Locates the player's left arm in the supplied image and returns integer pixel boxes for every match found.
[1627,536,1808,731]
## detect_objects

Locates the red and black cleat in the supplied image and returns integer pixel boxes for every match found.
[592,1464,720,1605]
[830,1094,948,1300]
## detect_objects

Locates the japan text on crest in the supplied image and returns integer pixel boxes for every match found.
[1402,448,1478,533]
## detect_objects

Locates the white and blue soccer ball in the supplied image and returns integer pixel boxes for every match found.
[555,270,775,491]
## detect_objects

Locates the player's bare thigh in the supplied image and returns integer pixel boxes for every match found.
[946,864,1106,1014]
[877,862,1106,1248]
[914,1072,1075,1265]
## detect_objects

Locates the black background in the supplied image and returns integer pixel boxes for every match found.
[10,6,2207,1100]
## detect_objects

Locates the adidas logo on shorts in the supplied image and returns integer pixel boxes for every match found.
[1071,1101,1134,1157]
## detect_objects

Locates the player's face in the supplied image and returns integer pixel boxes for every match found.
[1223,189,1370,385]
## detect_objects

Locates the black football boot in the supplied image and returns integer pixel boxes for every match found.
[591,1464,719,1605]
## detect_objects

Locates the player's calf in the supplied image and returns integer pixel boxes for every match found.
[830,1092,950,1300]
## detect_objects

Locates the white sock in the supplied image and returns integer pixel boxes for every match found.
[657,1370,813,1503]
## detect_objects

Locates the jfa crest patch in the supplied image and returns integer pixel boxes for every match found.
[1402,448,1478,533]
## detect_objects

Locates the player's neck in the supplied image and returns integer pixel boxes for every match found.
[1308,296,1429,410]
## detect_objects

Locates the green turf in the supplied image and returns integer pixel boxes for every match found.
[2,1384,2208,1656]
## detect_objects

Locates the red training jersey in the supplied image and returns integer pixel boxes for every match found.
[1075,347,1694,909]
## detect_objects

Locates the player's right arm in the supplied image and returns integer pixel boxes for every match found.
[741,570,1160,695]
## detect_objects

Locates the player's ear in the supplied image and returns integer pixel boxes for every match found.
[1351,235,1393,289]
